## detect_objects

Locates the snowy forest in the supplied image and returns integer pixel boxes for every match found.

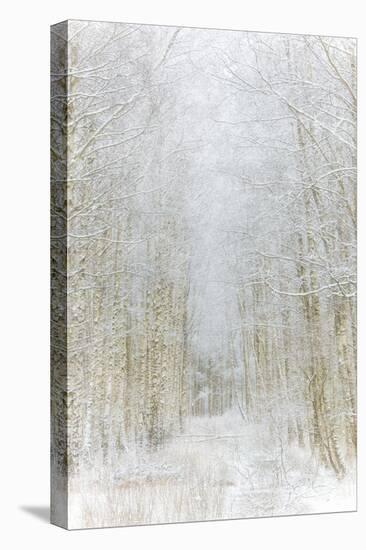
[51,21,357,529]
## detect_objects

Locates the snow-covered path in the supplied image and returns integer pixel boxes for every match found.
[68,413,356,529]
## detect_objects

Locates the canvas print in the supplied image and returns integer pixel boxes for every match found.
[51,20,357,529]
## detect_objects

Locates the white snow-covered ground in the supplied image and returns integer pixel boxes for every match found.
[68,413,356,529]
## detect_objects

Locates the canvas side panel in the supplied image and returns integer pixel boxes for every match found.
[50,20,68,530]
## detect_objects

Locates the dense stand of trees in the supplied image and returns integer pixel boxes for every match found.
[51,22,356,491]
[216,34,357,475]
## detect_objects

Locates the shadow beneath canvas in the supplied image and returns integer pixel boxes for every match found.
[20,505,50,523]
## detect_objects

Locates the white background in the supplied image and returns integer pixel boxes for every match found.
[1,1,364,548]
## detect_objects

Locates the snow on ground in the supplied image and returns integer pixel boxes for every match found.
[68,412,356,529]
